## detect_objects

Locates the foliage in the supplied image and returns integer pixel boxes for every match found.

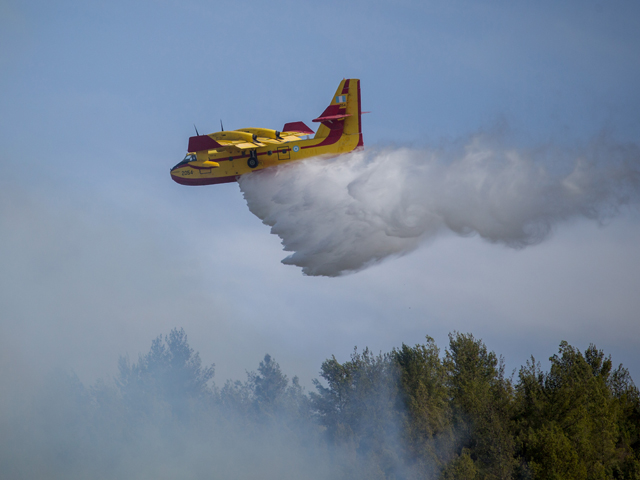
[8,328,639,480]
[444,332,516,479]
[116,327,215,421]
[514,342,640,479]
[311,347,405,479]
[393,337,453,476]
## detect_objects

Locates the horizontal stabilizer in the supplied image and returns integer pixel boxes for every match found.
[312,104,351,123]
[282,121,314,135]
[189,135,223,152]
[312,113,352,122]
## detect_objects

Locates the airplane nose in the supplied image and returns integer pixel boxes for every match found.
[170,170,190,185]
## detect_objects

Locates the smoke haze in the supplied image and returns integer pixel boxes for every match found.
[0,333,406,480]
[239,134,640,276]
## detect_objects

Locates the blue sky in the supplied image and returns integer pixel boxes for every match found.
[1,0,639,392]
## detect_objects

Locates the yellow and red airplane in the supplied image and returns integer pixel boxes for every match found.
[170,78,363,186]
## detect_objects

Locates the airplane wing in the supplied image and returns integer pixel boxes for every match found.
[217,137,298,149]
[188,135,223,152]
[189,124,313,153]
[188,135,266,152]
[216,139,266,149]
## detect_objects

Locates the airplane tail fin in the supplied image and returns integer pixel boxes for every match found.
[312,79,363,147]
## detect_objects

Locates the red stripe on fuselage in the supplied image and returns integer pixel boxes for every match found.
[186,147,291,170]
[301,121,344,149]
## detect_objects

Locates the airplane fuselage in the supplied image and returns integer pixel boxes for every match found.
[171,130,361,186]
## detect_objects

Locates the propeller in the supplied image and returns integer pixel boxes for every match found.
[220,119,224,132]
[194,124,200,136]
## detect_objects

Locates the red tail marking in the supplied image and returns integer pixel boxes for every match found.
[302,119,344,149]
[357,79,364,148]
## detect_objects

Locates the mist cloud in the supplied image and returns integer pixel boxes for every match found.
[239,134,640,276]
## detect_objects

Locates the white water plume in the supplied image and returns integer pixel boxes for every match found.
[239,134,640,277]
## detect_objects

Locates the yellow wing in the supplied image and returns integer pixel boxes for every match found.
[187,123,315,153]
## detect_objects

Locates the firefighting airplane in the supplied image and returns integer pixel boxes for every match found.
[170,79,363,186]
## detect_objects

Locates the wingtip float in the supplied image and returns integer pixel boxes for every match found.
[170,79,364,186]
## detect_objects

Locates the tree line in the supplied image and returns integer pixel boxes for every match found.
[4,329,639,479]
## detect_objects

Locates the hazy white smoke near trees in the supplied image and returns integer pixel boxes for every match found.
[239,134,640,276]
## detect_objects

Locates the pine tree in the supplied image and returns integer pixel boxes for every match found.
[443,332,515,480]
[393,337,454,477]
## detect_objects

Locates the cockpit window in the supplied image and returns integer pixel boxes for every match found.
[172,154,197,170]
[178,154,196,166]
